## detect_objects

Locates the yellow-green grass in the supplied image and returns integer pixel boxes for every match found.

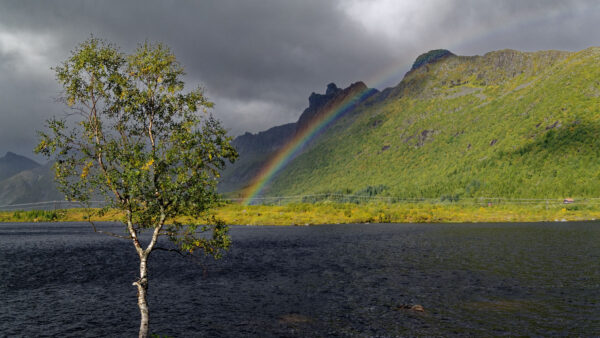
[1,202,599,225]
[0,208,123,223]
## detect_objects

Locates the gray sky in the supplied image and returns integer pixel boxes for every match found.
[1,0,599,158]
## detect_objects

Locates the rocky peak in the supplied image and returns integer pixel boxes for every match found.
[297,81,376,133]
[346,81,368,92]
[308,83,341,111]
[325,82,340,95]
[410,49,455,71]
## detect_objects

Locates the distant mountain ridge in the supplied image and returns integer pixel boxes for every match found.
[0,162,63,206]
[0,152,40,182]
[0,152,65,206]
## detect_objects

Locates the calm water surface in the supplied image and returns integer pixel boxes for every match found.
[1,222,599,336]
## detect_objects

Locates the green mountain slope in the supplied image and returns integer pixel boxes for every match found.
[261,47,600,199]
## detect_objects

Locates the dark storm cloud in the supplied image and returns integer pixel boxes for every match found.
[435,0,600,54]
[0,0,599,158]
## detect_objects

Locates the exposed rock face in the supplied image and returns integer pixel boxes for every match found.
[296,81,377,133]
[417,130,435,147]
[232,123,297,155]
[325,82,341,95]
[410,49,455,71]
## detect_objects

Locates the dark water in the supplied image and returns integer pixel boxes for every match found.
[1,222,600,337]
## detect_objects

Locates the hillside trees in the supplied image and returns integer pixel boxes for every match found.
[35,38,237,337]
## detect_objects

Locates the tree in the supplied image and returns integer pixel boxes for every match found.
[35,38,237,337]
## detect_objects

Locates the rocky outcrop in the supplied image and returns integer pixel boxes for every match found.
[232,123,297,155]
[410,49,455,71]
[296,82,377,133]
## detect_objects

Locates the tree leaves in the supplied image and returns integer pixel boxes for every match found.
[36,37,238,256]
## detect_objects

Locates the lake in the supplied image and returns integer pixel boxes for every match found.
[1,221,599,336]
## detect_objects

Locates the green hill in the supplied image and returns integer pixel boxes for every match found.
[244,47,600,200]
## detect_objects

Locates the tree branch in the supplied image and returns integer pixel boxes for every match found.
[144,211,166,255]
[126,208,144,256]
[89,220,131,240]
[153,246,186,257]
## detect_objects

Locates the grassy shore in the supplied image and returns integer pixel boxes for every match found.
[1,202,599,225]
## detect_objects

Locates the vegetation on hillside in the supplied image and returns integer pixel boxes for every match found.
[261,48,600,199]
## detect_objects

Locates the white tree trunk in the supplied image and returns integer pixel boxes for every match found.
[134,254,150,338]
[127,217,164,338]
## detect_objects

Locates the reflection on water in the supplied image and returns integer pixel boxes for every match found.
[1,222,599,336]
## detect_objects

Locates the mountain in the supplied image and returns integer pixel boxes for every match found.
[4,47,600,204]
[0,162,63,206]
[0,152,40,182]
[219,82,378,194]
[226,47,600,199]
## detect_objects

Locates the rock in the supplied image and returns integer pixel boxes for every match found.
[394,304,425,312]
[410,49,455,71]
[410,304,425,312]
[297,81,376,133]
[279,313,311,325]
[417,130,435,147]
[545,121,561,130]
[325,82,339,95]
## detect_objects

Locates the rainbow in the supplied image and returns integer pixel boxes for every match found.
[241,86,376,204]
[240,2,582,204]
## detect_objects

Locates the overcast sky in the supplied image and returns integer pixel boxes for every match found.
[1,0,599,158]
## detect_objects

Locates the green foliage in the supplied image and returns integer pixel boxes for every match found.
[356,185,388,196]
[10,209,66,222]
[261,47,600,200]
[35,37,237,255]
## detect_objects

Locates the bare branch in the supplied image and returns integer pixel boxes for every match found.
[153,247,186,257]
[89,220,131,240]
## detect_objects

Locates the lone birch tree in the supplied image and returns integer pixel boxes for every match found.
[36,38,237,337]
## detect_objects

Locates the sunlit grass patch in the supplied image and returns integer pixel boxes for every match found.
[1,201,600,225]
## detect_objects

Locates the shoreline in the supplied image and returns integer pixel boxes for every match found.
[1,202,598,225]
